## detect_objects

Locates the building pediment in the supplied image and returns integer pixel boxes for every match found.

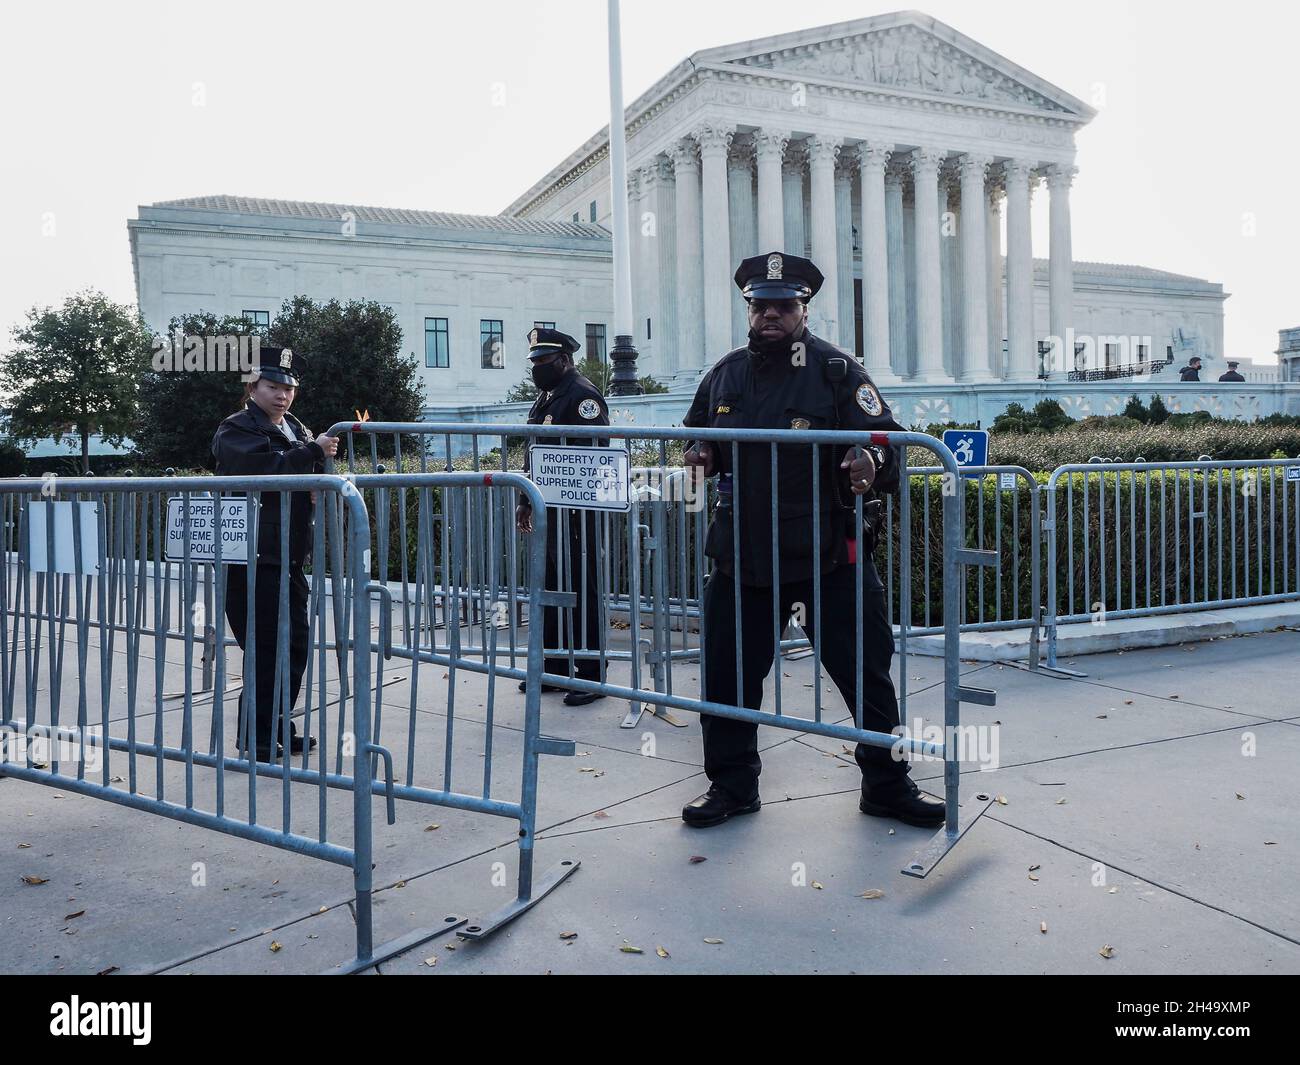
[699,12,1093,120]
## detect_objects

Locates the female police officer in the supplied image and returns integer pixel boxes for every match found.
[211,345,339,762]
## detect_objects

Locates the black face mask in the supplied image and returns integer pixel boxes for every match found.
[747,327,799,363]
[531,360,567,391]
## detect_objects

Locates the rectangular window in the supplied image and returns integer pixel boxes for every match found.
[572,212,580,224]
[585,323,607,365]
[1137,344,1149,363]
[1105,343,1119,369]
[589,201,597,222]
[533,321,556,331]
[242,310,269,330]
[646,318,652,341]
[424,318,450,369]
[480,320,505,370]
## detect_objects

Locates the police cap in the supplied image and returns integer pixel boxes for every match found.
[527,327,581,361]
[734,251,825,301]
[254,345,306,387]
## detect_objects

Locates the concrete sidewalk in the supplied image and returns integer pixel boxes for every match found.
[1,627,1297,975]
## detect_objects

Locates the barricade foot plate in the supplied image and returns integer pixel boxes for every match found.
[620,703,644,729]
[326,914,468,975]
[900,798,994,880]
[459,859,581,941]
[1031,663,1090,679]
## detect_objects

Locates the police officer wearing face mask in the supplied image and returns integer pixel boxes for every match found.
[515,328,610,707]
[679,252,945,830]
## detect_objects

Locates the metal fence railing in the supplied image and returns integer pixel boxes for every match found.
[1043,458,1300,669]
[0,471,570,972]
[327,421,1002,878]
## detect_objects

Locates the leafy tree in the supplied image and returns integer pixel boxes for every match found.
[1,290,154,473]
[0,438,26,477]
[1030,399,1073,432]
[134,311,261,471]
[1148,394,1171,425]
[992,402,1032,434]
[270,297,425,445]
[1123,394,1149,423]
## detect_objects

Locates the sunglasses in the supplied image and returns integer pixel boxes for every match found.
[748,299,802,315]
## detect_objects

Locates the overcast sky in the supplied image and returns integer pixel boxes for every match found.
[1,0,1294,363]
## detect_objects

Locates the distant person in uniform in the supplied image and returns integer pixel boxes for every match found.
[678,252,944,830]
[1179,357,1203,382]
[211,345,339,762]
[515,328,609,707]
[1219,362,1246,383]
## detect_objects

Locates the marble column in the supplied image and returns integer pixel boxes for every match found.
[808,135,842,344]
[857,142,898,382]
[834,159,855,352]
[986,174,1005,377]
[1004,159,1039,381]
[650,157,677,378]
[728,136,757,347]
[782,142,807,257]
[884,165,907,379]
[754,128,788,252]
[670,138,704,377]
[1047,164,1078,377]
[636,162,664,374]
[959,154,994,382]
[627,168,643,352]
[696,123,734,361]
[938,166,958,379]
[910,147,950,383]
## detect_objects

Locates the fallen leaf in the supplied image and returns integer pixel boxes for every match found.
[1028,865,1041,872]
[1056,799,1068,806]
[579,768,597,774]
[1099,945,1116,959]
[423,956,437,967]
[1235,793,1245,801]
[689,856,708,864]
[318,906,327,913]
[1124,700,1134,706]
[1028,874,1040,882]
[445,944,457,951]
[1169,695,1180,700]
[424,824,441,832]
[1040,922,1048,934]
[17,843,31,849]
[269,942,282,953]
[97,966,119,976]
[1265,842,1278,846]
[1108,887,1119,894]
[703,938,724,945]
[394,881,406,889]
[1096,715,1108,720]
[64,910,85,921]
[656,946,670,958]
[20,876,48,886]
[811,881,824,890]
[858,890,886,900]
[996,795,1008,806]
[620,945,644,954]
[593,811,611,820]
[559,932,578,940]
[888,829,896,836]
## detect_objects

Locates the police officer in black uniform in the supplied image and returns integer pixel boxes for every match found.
[679,252,944,829]
[1219,362,1245,383]
[211,345,339,761]
[515,328,609,707]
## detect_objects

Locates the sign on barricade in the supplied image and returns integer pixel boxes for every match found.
[165,496,250,564]
[528,444,630,512]
[26,500,100,575]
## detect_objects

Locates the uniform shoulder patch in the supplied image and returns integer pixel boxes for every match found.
[856,383,884,418]
[578,398,602,421]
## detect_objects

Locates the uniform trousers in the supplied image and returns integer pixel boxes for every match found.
[542,509,605,682]
[224,564,310,751]
[700,565,908,803]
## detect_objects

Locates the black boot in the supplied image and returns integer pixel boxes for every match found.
[682,784,761,828]
[859,777,946,828]
[563,691,606,707]
[518,681,562,694]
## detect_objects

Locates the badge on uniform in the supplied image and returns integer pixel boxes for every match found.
[716,405,732,415]
[767,254,783,280]
[529,329,540,346]
[543,415,554,425]
[856,383,884,417]
[280,348,294,370]
[578,399,601,421]
[791,418,811,431]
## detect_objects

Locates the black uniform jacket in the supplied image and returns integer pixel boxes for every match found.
[211,401,325,566]
[683,331,904,587]
[521,370,611,500]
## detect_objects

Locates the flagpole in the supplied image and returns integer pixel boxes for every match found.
[606,0,641,396]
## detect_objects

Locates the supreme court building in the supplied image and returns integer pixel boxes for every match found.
[132,12,1289,426]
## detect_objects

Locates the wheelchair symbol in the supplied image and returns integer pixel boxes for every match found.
[953,436,976,466]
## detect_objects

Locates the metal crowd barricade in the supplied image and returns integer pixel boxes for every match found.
[1042,457,1300,673]
[0,470,564,972]
[329,421,1000,878]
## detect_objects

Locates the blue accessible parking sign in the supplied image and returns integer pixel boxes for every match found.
[943,429,989,477]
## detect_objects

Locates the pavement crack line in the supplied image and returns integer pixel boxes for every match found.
[982,814,1300,950]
